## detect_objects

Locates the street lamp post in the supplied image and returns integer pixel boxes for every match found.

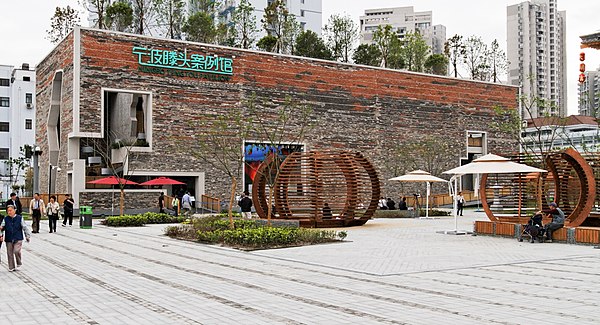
[33,146,42,194]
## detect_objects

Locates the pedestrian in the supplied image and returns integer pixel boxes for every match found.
[28,192,45,233]
[456,191,465,216]
[0,204,31,271]
[5,192,23,215]
[378,197,388,210]
[544,202,565,243]
[386,197,396,210]
[398,197,408,210]
[46,195,60,233]
[158,192,165,213]
[181,191,192,215]
[238,191,253,219]
[62,194,74,227]
[172,196,179,217]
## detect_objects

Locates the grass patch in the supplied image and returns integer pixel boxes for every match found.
[165,215,347,250]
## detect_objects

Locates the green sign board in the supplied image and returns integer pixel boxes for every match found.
[132,46,233,82]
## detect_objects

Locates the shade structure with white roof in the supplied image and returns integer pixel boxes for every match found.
[442,153,547,234]
[389,170,448,218]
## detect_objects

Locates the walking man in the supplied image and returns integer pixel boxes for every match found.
[28,193,45,233]
[238,191,253,219]
[0,205,31,271]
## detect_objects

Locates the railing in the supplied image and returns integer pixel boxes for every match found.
[400,190,477,209]
[21,194,69,211]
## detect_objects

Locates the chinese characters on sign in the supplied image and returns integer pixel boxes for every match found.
[132,46,233,82]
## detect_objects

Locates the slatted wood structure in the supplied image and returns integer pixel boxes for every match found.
[479,148,599,227]
[251,150,381,227]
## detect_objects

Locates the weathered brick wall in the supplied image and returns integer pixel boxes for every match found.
[35,32,75,195]
[79,191,157,211]
[41,28,519,201]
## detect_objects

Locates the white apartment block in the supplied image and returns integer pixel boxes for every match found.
[0,64,36,197]
[359,7,447,55]
[578,69,600,117]
[507,0,567,119]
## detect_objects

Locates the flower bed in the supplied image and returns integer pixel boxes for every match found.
[165,215,347,250]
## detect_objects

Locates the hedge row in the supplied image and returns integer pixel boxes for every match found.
[104,212,186,227]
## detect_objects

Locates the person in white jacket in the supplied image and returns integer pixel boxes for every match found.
[46,195,61,233]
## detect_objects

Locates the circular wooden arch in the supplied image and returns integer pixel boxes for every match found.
[480,148,595,227]
[251,150,381,227]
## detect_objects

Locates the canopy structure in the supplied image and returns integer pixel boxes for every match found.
[389,170,447,219]
[443,153,547,234]
[139,177,185,186]
[87,176,139,185]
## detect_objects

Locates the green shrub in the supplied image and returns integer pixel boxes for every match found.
[105,213,185,227]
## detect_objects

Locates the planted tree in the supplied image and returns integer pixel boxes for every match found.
[444,34,465,78]
[462,35,488,80]
[372,25,402,69]
[257,35,277,52]
[352,44,381,67]
[231,0,258,49]
[155,0,185,39]
[400,31,430,72]
[486,39,508,83]
[183,11,217,43]
[105,1,133,32]
[262,0,298,54]
[3,146,32,188]
[424,53,449,76]
[294,30,332,60]
[47,5,80,44]
[130,0,158,35]
[81,0,111,29]
[323,14,358,63]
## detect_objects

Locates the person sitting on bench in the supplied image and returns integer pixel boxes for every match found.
[544,202,565,242]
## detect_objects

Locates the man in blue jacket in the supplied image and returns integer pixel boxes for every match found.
[0,204,31,271]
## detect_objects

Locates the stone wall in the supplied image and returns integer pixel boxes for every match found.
[79,191,157,211]
[38,28,520,202]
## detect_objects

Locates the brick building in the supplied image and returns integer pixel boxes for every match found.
[36,27,519,212]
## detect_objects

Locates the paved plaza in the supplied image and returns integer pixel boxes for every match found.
[1,210,599,325]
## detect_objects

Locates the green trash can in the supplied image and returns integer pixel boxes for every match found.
[80,206,93,229]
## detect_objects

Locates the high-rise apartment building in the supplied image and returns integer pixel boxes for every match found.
[507,0,567,119]
[359,7,446,55]
[578,68,600,117]
[0,64,36,196]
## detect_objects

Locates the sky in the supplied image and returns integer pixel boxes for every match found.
[1,0,599,114]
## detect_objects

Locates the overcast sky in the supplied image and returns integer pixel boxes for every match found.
[1,0,599,114]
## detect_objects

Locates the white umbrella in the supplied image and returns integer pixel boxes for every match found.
[442,153,547,234]
[389,170,448,218]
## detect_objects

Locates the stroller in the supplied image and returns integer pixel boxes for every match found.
[519,213,545,243]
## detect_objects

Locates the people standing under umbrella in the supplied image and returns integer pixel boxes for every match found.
[46,195,60,233]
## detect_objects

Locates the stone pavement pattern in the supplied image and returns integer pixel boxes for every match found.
[1,211,599,324]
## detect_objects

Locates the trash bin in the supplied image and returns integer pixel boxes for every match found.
[80,206,93,229]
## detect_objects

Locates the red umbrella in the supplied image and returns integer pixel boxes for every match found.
[87,176,139,185]
[139,177,185,186]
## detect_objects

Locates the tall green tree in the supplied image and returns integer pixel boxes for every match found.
[424,54,449,76]
[262,0,298,54]
[82,0,110,29]
[231,0,257,49]
[373,25,402,69]
[105,1,133,32]
[486,39,508,83]
[400,31,430,72]
[183,11,217,43]
[294,30,332,60]
[323,14,358,63]
[155,0,185,39]
[188,0,219,14]
[444,34,465,78]
[46,5,80,44]
[131,0,157,35]
[352,44,381,67]
[462,35,488,80]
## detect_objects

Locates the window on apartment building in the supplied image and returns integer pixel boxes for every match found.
[0,148,9,159]
[0,122,9,132]
[25,93,32,104]
[25,119,32,130]
[300,22,306,31]
[0,79,9,87]
[300,10,305,17]
[301,0,304,3]
[23,76,30,82]
[0,97,9,107]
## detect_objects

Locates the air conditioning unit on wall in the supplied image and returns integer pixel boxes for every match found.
[26,103,33,109]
